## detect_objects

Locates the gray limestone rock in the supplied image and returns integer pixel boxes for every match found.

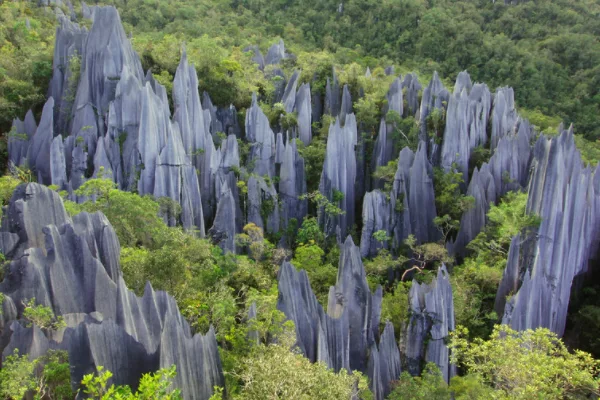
[279,139,308,235]
[9,110,37,167]
[401,73,422,117]
[325,68,341,117]
[27,98,55,185]
[360,190,392,258]
[403,265,456,383]
[371,119,394,187]
[208,182,237,253]
[281,70,300,113]
[246,93,276,178]
[48,17,87,135]
[328,236,382,373]
[418,72,449,163]
[277,238,399,400]
[0,183,224,399]
[247,175,280,234]
[340,84,352,122]
[390,142,438,248]
[295,83,312,145]
[491,87,518,150]
[265,39,286,65]
[50,135,68,189]
[500,127,600,336]
[441,72,491,179]
[450,118,532,257]
[385,78,403,117]
[318,114,357,237]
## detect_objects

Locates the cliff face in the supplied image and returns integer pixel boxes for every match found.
[0,184,224,399]
[497,127,600,336]
[277,236,401,400]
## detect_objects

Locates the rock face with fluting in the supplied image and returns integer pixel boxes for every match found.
[279,138,308,234]
[48,16,88,135]
[325,68,341,117]
[246,93,276,178]
[403,266,456,383]
[418,72,449,163]
[295,83,312,145]
[9,110,37,167]
[319,114,357,237]
[265,39,286,65]
[247,175,280,234]
[172,47,216,225]
[389,142,438,248]
[360,190,392,258]
[208,182,237,253]
[402,73,422,117]
[498,127,600,336]
[277,237,401,400]
[281,70,299,113]
[371,119,394,185]
[490,87,518,150]
[449,118,533,257]
[9,7,209,235]
[328,236,383,373]
[27,98,55,185]
[0,183,224,400]
[385,77,403,117]
[441,72,491,179]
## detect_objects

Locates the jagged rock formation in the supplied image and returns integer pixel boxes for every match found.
[277,236,400,400]
[402,73,422,117]
[208,182,238,253]
[0,183,224,399]
[441,71,491,179]
[449,118,533,257]
[10,7,208,235]
[390,142,439,248]
[278,138,308,235]
[360,190,391,258]
[9,110,37,167]
[418,72,449,163]
[325,68,341,117]
[319,114,357,237]
[490,87,518,150]
[295,83,312,145]
[403,266,456,383]
[498,127,600,336]
[265,39,286,66]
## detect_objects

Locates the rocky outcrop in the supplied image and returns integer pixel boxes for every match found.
[449,118,533,257]
[360,190,392,258]
[0,183,224,399]
[499,127,600,336]
[277,236,400,400]
[279,138,308,234]
[246,93,276,178]
[318,114,357,237]
[325,68,341,117]
[418,72,449,163]
[403,266,456,383]
[490,87,518,151]
[390,142,438,248]
[265,39,286,66]
[208,182,237,253]
[441,72,491,179]
[295,83,312,145]
[401,73,422,117]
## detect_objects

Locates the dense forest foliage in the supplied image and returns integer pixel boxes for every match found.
[0,0,599,399]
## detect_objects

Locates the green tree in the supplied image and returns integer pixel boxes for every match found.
[450,325,600,399]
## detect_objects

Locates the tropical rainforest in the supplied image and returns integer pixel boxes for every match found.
[0,0,599,399]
